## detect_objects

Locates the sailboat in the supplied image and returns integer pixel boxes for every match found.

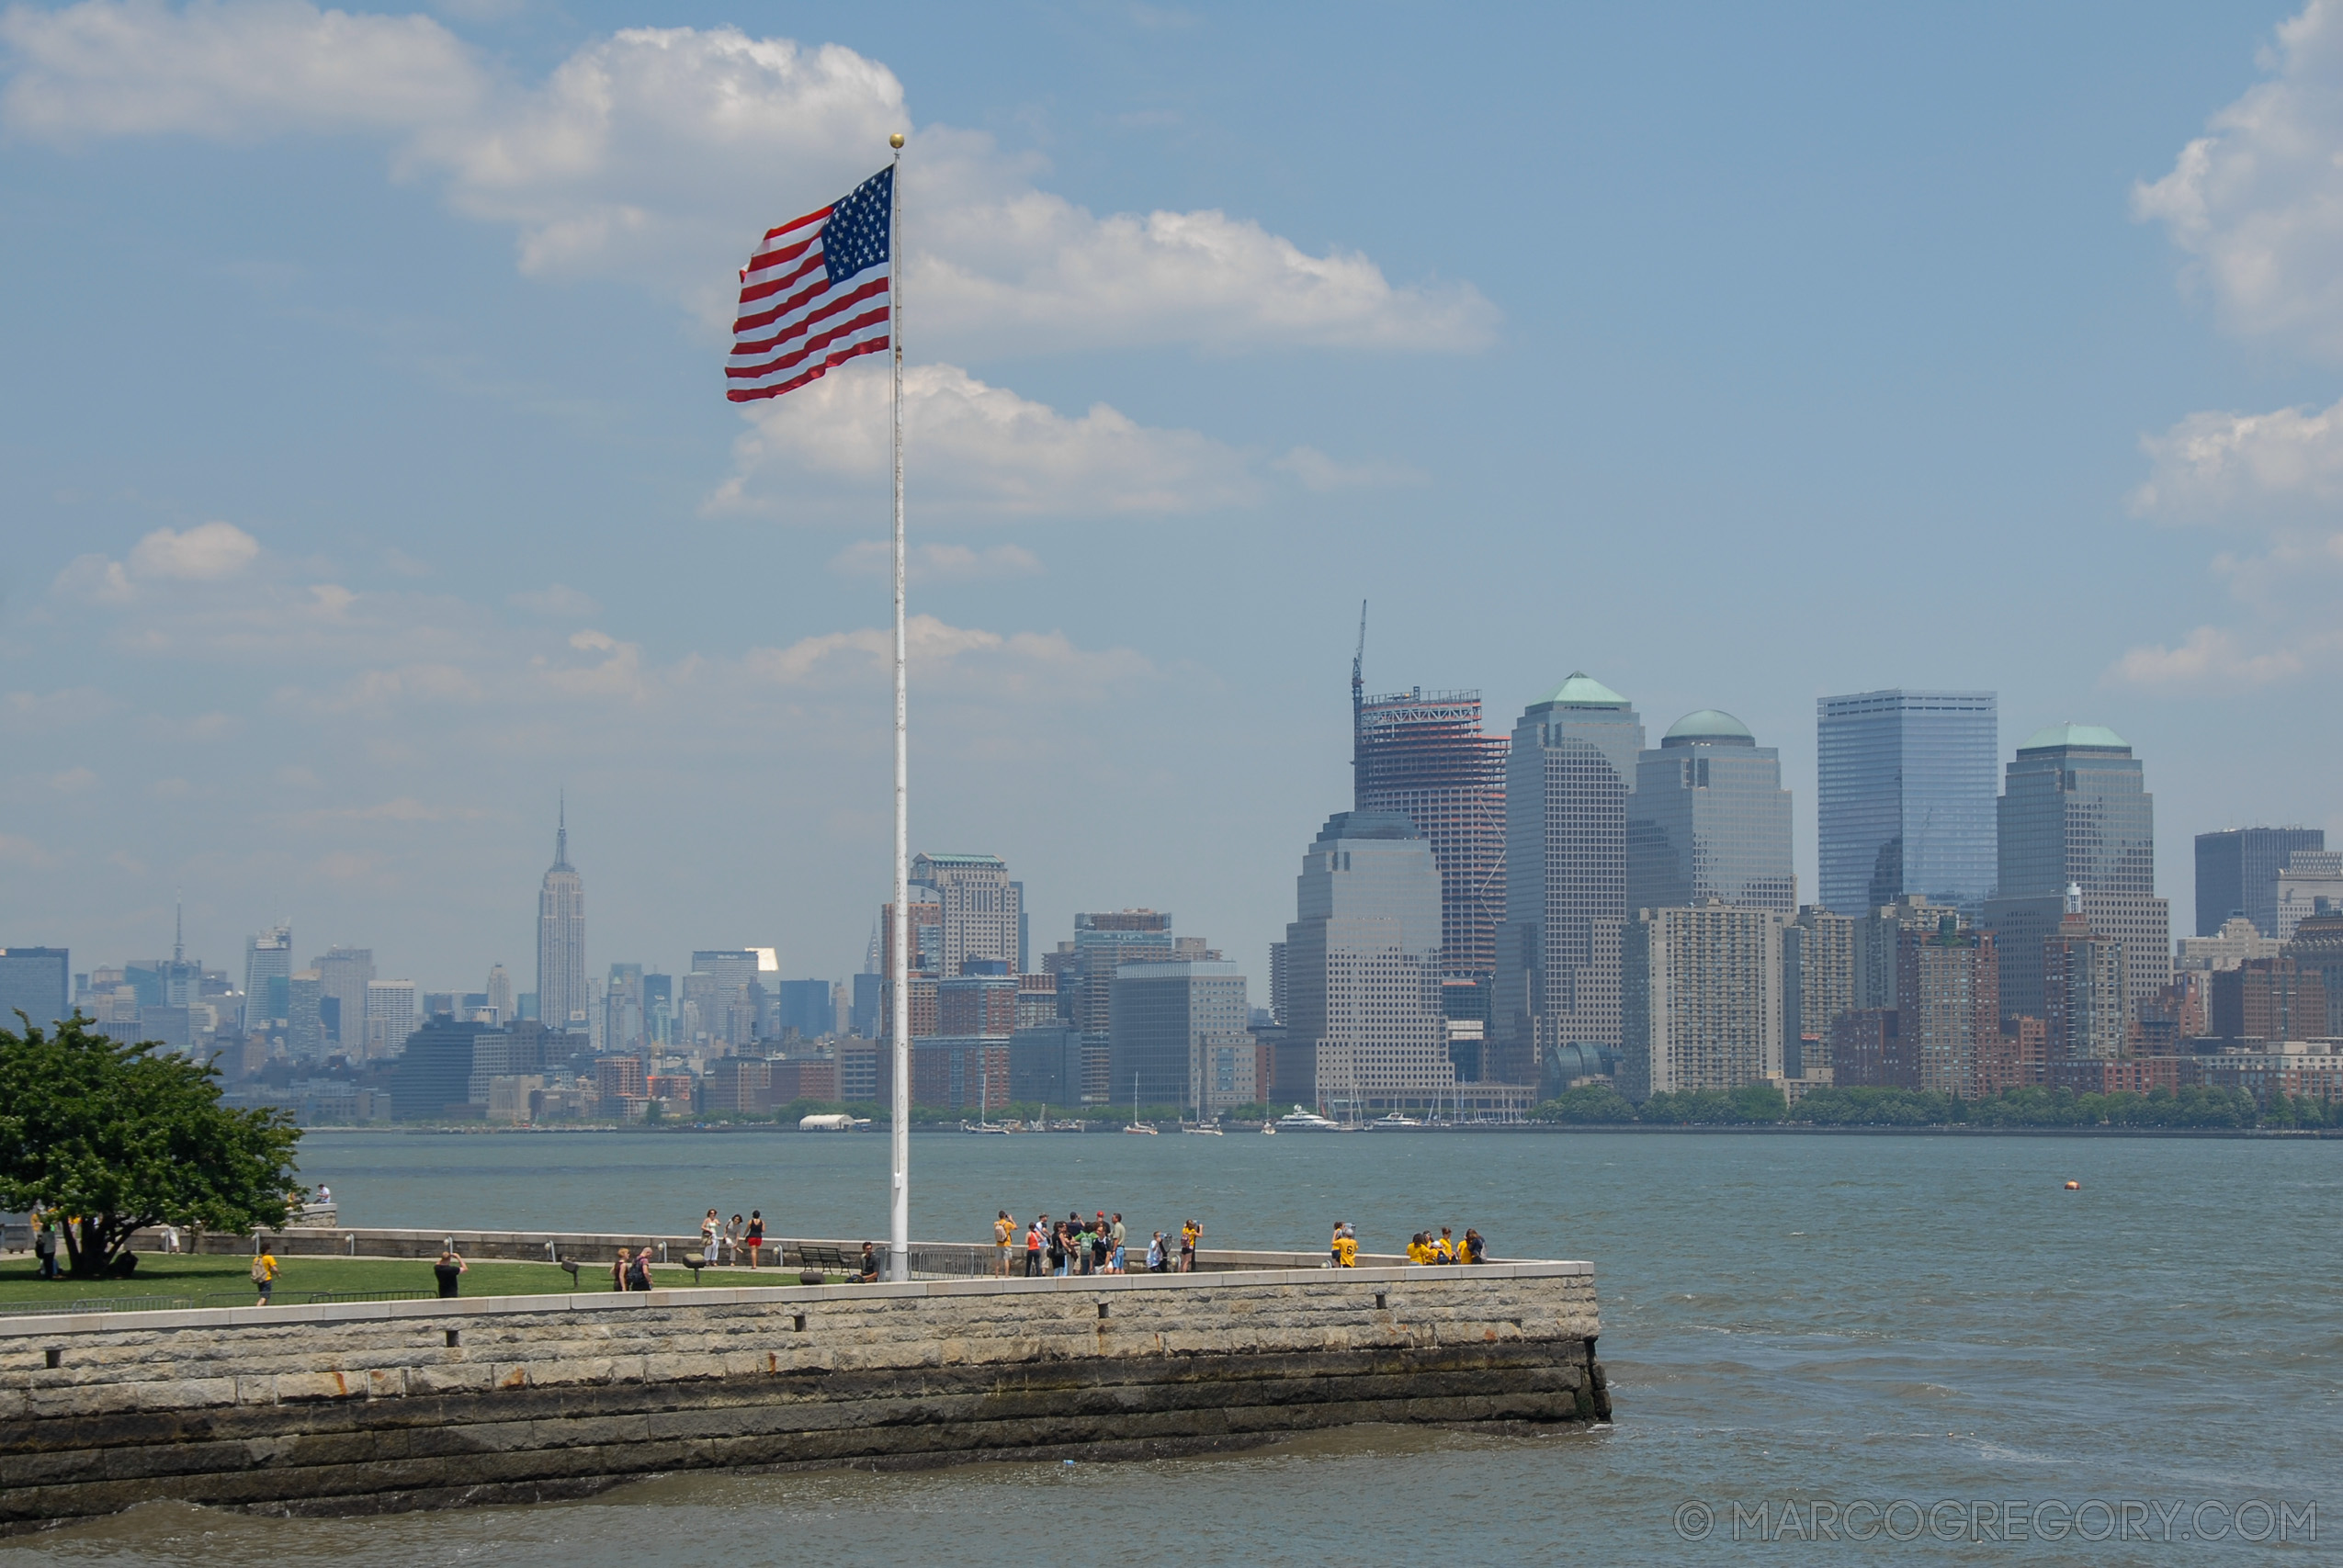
[964,1056,1009,1133]
[1123,1076,1158,1134]
[1183,1061,1223,1133]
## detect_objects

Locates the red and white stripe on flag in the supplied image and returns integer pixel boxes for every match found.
[727,173,893,403]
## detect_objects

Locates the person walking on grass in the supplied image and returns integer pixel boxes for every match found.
[627,1247,654,1292]
[744,1211,765,1269]
[252,1242,279,1304]
[611,1246,630,1292]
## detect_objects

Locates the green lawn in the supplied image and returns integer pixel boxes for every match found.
[0,1252,826,1306]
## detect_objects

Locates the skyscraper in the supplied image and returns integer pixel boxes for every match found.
[485,963,514,1025]
[311,947,373,1051]
[1276,810,1454,1116]
[1626,709,1794,914]
[1109,957,1248,1112]
[2194,827,2324,937]
[2043,891,2126,1064]
[1982,723,2169,1023]
[910,852,1021,976]
[1061,910,1175,1103]
[1353,684,1508,983]
[364,979,419,1058]
[1817,690,1998,916]
[537,804,586,1033]
[0,947,69,1031]
[243,927,291,1032]
[1896,919,1999,1097]
[1492,673,1645,1086]
[605,963,645,1053]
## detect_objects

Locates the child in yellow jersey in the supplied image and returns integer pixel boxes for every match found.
[1433,1228,1455,1264]
[1406,1234,1432,1265]
[1333,1232,1358,1268]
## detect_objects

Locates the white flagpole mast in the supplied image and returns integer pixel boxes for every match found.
[886,131,911,1285]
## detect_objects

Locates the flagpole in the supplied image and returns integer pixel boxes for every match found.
[886,131,911,1286]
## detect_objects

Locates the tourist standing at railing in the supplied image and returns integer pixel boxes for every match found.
[1024,1217,1044,1277]
[1180,1219,1199,1272]
[701,1210,719,1264]
[435,1247,468,1299]
[744,1212,765,1269]
[1048,1223,1068,1277]
[994,1211,1014,1277]
[1146,1232,1165,1272]
[721,1214,742,1264]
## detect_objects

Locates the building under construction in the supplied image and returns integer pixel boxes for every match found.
[1353,683,1509,984]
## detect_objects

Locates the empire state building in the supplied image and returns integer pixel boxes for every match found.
[538,803,586,1031]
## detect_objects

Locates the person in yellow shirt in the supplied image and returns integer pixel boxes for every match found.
[1333,1229,1358,1268]
[1405,1233,1432,1265]
[993,1212,1014,1277]
[1433,1227,1455,1264]
[252,1243,280,1305]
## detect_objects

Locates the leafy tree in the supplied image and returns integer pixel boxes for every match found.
[1531,1085,1639,1124]
[0,1016,304,1278]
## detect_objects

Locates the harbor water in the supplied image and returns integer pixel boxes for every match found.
[13,1127,2338,1563]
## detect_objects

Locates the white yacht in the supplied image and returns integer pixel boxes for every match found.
[1365,1113,1423,1130]
[1273,1105,1344,1132]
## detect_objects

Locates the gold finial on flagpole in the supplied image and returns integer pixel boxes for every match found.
[889,132,905,149]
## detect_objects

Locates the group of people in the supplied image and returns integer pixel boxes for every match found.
[696,1209,769,1269]
[1327,1222,1488,1267]
[994,1211,1204,1278]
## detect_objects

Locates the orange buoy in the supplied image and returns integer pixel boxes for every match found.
[2064,1180,2080,1190]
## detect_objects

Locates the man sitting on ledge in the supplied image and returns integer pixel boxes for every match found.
[859,1242,880,1282]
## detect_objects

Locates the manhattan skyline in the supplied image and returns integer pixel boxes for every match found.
[6,2,2342,987]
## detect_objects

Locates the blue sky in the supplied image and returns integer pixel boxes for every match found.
[5,0,2339,993]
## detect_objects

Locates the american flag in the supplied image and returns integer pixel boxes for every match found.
[727,166,893,403]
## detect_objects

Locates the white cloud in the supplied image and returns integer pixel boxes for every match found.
[712,360,1259,517]
[1273,445,1428,492]
[829,541,1045,580]
[2132,397,2343,520]
[2108,625,2336,688]
[1,3,1491,354]
[127,520,261,580]
[2134,1,2343,355]
[50,765,98,792]
[746,613,1151,701]
[507,582,602,616]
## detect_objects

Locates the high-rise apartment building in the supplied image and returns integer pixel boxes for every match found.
[1276,810,1454,1116]
[1493,673,1646,1086]
[1896,919,1999,1098]
[537,807,586,1031]
[2284,908,2343,1038]
[910,852,1021,977]
[1109,958,1248,1112]
[1817,690,1998,916]
[1620,903,1785,1099]
[1783,908,1858,1076]
[242,927,291,1032]
[1354,684,1508,982]
[2042,893,2126,1064]
[1627,709,1794,914]
[1982,724,2169,1024]
[2194,827,2325,937]
[0,947,69,1031]
[287,970,325,1058]
[2211,959,2328,1043]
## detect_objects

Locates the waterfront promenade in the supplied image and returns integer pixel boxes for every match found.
[0,1252,1606,1526]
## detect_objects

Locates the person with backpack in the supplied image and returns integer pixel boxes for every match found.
[252,1242,279,1304]
[33,1221,57,1280]
[1047,1223,1068,1278]
[626,1247,653,1291]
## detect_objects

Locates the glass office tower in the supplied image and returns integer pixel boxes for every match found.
[1817,690,1998,916]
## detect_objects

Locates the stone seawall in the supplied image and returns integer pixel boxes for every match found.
[0,1263,1605,1526]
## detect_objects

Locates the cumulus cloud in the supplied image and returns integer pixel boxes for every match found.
[829,541,1045,581]
[2108,625,2337,689]
[0,2,1490,353]
[507,582,602,616]
[711,360,1259,517]
[746,613,1151,701]
[2134,1,2343,355]
[2131,397,2343,521]
[1272,446,1428,492]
